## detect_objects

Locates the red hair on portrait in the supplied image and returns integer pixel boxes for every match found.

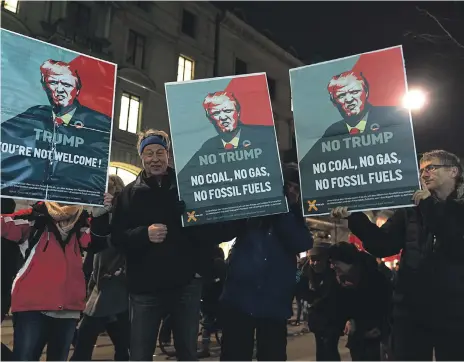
[327,71,369,97]
[202,91,241,113]
[40,59,82,90]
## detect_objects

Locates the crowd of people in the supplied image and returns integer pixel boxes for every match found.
[1,129,463,361]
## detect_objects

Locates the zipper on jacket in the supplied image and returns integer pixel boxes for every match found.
[43,232,50,252]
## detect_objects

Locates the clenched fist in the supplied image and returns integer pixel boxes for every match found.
[148,224,168,243]
[330,206,351,219]
[103,193,114,208]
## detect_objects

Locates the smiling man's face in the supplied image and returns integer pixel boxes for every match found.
[331,76,368,117]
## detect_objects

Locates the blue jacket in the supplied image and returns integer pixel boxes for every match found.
[221,206,313,320]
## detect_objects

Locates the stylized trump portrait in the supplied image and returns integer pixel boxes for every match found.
[165,73,286,216]
[191,90,275,156]
[290,46,419,215]
[1,29,116,205]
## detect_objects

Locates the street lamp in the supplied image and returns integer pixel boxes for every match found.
[403,89,427,111]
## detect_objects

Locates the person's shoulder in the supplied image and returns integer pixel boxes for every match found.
[370,105,409,121]
[75,103,111,132]
[77,104,111,120]
[122,178,138,193]
[25,105,52,114]
[201,134,220,148]
[193,135,222,157]
[241,124,275,134]
[3,105,51,124]
[323,120,346,137]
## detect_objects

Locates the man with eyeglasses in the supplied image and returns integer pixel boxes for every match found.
[111,129,227,360]
[331,149,464,360]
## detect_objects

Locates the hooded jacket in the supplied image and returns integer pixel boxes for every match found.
[347,184,464,328]
[0,202,109,312]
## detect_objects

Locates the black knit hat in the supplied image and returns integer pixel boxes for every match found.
[282,162,300,184]
[328,242,361,265]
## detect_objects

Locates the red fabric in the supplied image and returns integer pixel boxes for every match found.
[224,143,234,150]
[348,234,401,263]
[69,56,116,117]
[349,234,365,251]
[2,209,91,312]
[351,46,406,107]
[224,74,275,126]
[349,128,360,135]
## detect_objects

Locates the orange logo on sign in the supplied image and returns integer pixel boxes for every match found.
[307,200,318,212]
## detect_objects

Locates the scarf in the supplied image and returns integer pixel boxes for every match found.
[45,202,84,238]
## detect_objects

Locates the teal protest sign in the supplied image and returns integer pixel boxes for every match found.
[290,46,420,216]
[165,73,288,226]
[1,29,116,206]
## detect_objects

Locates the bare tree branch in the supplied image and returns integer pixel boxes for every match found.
[416,6,464,49]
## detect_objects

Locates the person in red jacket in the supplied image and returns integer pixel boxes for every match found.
[1,201,109,361]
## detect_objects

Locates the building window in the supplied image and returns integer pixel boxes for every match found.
[1,0,19,13]
[118,92,141,134]
[177,55,195,82]
[127,30,146,69]
[109,165,138,186]
[181,9,196,38]
[235,58,247,75]
[67,2,91,28]
[267,76,276,100]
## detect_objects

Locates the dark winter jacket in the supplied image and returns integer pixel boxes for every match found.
[348,187,464,329]
[221,204,313,320]
[84,234,128,318]
[342,252,392,340]
[111,168,227,294]
[304,266,347,336]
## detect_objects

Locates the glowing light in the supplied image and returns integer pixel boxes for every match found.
[403,89,426,110]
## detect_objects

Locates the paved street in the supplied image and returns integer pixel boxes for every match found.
[1,317,351,360]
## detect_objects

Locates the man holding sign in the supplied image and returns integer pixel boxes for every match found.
[290,46,420,216]
[110,129,230,361]
[166,73,287,226]
[331,150,464,361]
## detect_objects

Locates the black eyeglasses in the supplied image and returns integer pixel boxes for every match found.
[419,164,451,175]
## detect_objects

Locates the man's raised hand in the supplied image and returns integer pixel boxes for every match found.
[148,224,168,243]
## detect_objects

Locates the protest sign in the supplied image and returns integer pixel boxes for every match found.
[165,73,288,226]
[290,46,420,216]
[0,29,116,206]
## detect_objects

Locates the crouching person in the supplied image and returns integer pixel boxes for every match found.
[1,201,109,361]
[328,242,391,361]
[220,163,313,361]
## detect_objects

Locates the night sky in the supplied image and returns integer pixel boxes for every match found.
[214,1,464,158]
